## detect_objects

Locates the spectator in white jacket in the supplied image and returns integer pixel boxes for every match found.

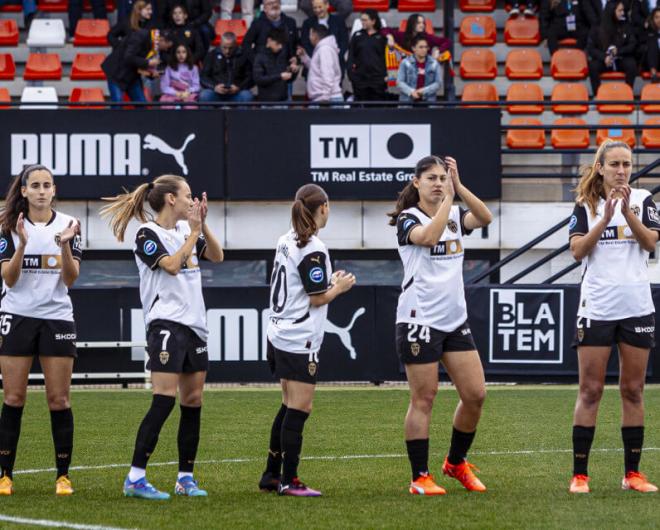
[298,24,344,103]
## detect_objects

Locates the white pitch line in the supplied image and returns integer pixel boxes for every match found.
[0,514,137,530]
[13,448,660,476]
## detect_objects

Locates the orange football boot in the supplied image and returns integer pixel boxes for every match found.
[569,474,590,493]
[409,473,447,496]
[621,471,658,493]
[442,457,487,492]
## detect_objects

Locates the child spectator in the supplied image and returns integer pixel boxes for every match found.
[169,4,206,63]
[160,44,200,107]
[396,35,441,102]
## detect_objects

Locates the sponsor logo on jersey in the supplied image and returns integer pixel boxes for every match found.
[159,350,169,364]
[144,240,158,256]
[568,215,577,230]
[309,267,324,283]
[0,238,7,254]
[430,239,463,256]
[21,254,62,270]
[402,218,416,232]
[648,206,660,225]
[599,225,634,241]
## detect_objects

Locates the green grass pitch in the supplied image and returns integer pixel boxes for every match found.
[0,385,658,529]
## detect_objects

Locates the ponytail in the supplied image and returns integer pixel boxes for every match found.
[291,184,328,248]
[100,174,186,242]
[0,164,53,234]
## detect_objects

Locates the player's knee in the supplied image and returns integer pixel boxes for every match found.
[180,390,203,407]
[620,383,643,405]
[46,394,70,410]
[579,383,603,407]
[3,393,26,408]
[465,387,486,409]
[412,388,437,412]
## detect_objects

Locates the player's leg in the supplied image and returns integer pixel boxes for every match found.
[440,350,487,492]
[259,378,288,492]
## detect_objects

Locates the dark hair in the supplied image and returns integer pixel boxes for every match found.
[310,23,330,40]
[100,174,187,242]
[221,31,237,42]
[649,7,660,31]
[170,2,188,20]
[362,9,382,31]
[169,43,194,69]
[0,165,54,234]
[266,27,288,45]
[410,33,429,50]
[387,155,446,225]
[159,29,175,45]
[291,184,328,248]
[403,14,424,50]
[600,1,624,48]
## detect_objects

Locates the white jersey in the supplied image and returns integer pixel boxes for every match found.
[569,188,660,320]
[0,210,82,322]
[396,205,472,333]
[267,230,332,354]
[134,221,208,341]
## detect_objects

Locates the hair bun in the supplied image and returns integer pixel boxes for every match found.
[147,182,155,190]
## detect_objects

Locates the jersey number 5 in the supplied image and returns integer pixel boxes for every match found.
[271,262,288,314]
[407,324,430,343]
[0,314,12,335]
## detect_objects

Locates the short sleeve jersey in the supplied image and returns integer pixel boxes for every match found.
[569,188,660,320]
[396,205,472,333]
[266,230,332,354]
[134,221,208,341]
[0,210,82,322]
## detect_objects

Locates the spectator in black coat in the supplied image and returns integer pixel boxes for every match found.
[541,0,589,53]
[243,0,300,60]
[200,32,255,102]
[68,0,107,39]
[253,27,297,101]
[169,3,206,63]
[587,0,638,91]
[347,9,387,101]
[300,0,348,75]
[157,0,214,50]
[646,7,660,78]
[108,0,155,49]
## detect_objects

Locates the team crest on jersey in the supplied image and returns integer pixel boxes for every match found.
[410,342,420,356]
[631,205,640,217]
[0,238,7,253]
[144,240,158,256]
[159,350,169,364]
[309,267,324,283]
[447,220,458,233]
[577,328,584,342]
[308,361,317,376]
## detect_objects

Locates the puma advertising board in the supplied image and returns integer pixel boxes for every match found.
[0,111,224,199]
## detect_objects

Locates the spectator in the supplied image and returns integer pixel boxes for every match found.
[299,0,351,20]
[300,0,349,75]
[169,4,206,63]
[298,24,343,102]
[347,9,388,101]
[220,0,255,28]
[581,0,606,29]
[382,13,450,56]
[541,0,589,54]
[160,44,200,106]
[508,0,540,17]
[396,34,441,102]
[243,0,299,60]
[117,0,135,22]
[0,0,37,30]
[68,0,107,40]
[102,28,175,102]
[253,27,296,102]
[646,7,660,79]
[200,32,254,103]
[157,0,214,50]
[587,0,637,92]
[108,0,155,49]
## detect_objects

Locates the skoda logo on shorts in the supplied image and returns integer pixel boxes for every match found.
[0,239,7,254]
[144,240,158,256]
[309,267,324,283]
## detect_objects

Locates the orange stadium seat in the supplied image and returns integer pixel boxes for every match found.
[0,87,10,109]
[459,16,496,46]
[0,53,16,80]
[398,0,436,11]
[596,117,635,148]
[505,49,543,79]
[506,118,546,149]
[595,82,633,113]
[504,16,540,45]
[0,19,19,46]
[551,49,588,79]
[84,0,115,10]
[74,19,110,46]
[37,0,67,11]
[398,18,433,33]
[641,84,660,113]
[69,87,106,108]
[642,118,660,148]
[213,19,247,45]
[459,49,497,79]
[461,82,498,107]
[551,83,589,114]
[506,83,543,114]
[0,3,22,11]
[24,53,62,80]
[459,0,495,11]
[352,0,389,11]
[558,37,577,47]
[551,118,590,148]
[600,71,625,81]
[71,53,106,80]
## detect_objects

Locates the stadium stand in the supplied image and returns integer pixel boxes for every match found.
[503,16,539,45]
[459,15,496,46]
[595,82,634,114]
[24,52,63,80]
[73,19,110,46]
[0,53,15,79]
[506,117,545,148]
[26,18,66,47]
[461,81,498,106]
[551,117,590,148]
[459,48,497,78]
[596,117,636,148]
[504,48,542,79]
[551,82,588,114]
[20,85,58,107]
[550,49,587,80]
[70,52,105,79]
[0,19,18,46]
[506,82,543,113]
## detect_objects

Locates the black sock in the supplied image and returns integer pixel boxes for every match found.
[572,425,595,476]
[50,408,74,479]
[0,403,24,479]
[266,403,287,476]
[178,405,201,474]
[406,439,429,481]
[131,394,175,469]
[280,408,309,484]
[447,428,476,465]
[622,426,644,474]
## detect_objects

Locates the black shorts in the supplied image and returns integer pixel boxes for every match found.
[573,314,656,350]
[266,340,318,385]
[0,312,77,357]
[146,319,209,373]
[396,321,476,364]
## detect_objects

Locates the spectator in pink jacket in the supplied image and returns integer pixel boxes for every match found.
[160,44,200,108]
[298,24,343,103]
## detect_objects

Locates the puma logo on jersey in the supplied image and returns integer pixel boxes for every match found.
[430,239,463,256]
[324,308,366,360]
[310,256,321,264]
[143,133,196,176]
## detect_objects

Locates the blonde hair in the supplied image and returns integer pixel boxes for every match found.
[574,140,631,217]
[100,174,186,241]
